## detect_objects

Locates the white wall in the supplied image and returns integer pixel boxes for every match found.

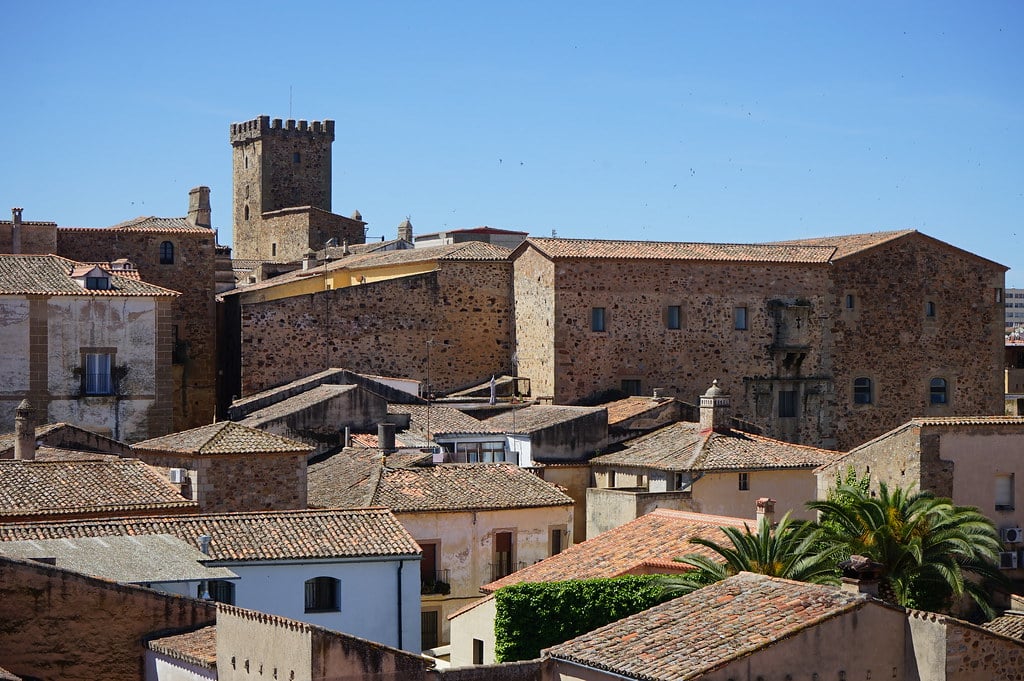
[145,652,216,681]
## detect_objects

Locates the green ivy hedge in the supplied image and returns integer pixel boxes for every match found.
[493,575,671,662]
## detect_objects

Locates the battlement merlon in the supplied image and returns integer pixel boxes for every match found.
[229,115,335,145]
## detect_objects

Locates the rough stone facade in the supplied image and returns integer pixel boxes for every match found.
[0,555,216,681]
[130,447,308,513]
[54,223,218,433]
[230,116,365,262]
[239,259,513,396]
[514,233,1006,450]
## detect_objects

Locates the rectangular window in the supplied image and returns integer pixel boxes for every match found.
[304,577,340,612]
[738,472,749,491]
[996,474,1015,511]
[271,243,277,257]
[473,638,485,665]
[550,528,564,556]
[845,294,855,309]
[621,379,642,396]
[925,301,936,318]
[778,390,798,418]
[996,288,1004,303]
[591,307,606,332]
[492,531,514,580]
[84,353,113,395]
[666,305,682,330]
[734,306,748,330]
[206,580,236,605]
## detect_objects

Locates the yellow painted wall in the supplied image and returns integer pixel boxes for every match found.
[692,469,818,521]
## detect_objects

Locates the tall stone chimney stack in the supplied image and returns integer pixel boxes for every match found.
[398,217,413,243]
[14,399,36,461]
[756,497,776,528]
[698,380,731,433]
[188,187,212,228]
[11,207,23,254]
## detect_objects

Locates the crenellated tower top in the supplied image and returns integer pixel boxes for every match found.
[230,115,335,145]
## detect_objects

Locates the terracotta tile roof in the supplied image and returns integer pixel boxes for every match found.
[522,237,836,263]
[603,396,678,426]
[240,384,359,425]
[132,421,312,456]
[0,459,196,519]
[0,255,179,297]
[768,229,916,259]
[0,508,420,561]
[148,626,217,669]
[8,446,123,462]
[545,572,870,679]
[309,451,573,513]
[984,612,1024,641]
[388,403,500,436]
[484,405,605,434]
[0,422,131,457]
[104,216,214,234]
[908,416,1024,427]
[591,422,839,471]
[482,508,748,593]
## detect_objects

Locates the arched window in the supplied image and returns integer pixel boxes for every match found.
[159,241,174,265]
[853,377,873,405]
[304,576,339,612]
[930,378,948,404]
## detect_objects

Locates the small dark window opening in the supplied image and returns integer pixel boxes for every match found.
[203,580,236,605]
[621,379,642,396]
[550,528,564,556]
[778,390,798,418]
[271,243,277,257]
[304,577,339,612]
[738,472,749,491]
[244,204,250,221]
[422,611,439,650]
[591,307,606,332]
[930,378,948,404]
[85,276,110,290]
[666,305,682,330]
[925,301,936,318]
[734,306,748,330]
[853,377,873,405]
[473,639,484,665]
[845,294,855,309]
[293,152,301,163]
[159,241,174,265]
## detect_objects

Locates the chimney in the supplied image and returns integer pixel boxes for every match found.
[698,380,730,432]
[755,497,776,528]
[14,399,36,461]
[302,250,317,271]
[187,186,212,228]
[839,555,883,597]
[398,217,413,242]
[11,207,23,254]
[378,422,397,453]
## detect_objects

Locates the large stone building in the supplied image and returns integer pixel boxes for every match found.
[2,189,220,434]
[230,116,366,262]
[0,254,177,441]
[512,232,1006,450]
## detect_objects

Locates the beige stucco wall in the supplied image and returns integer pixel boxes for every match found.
[538,465,590,541]
[448,596,497,667]
[217,607,313,681]
[692,469,819,521]
[940,431,1024,533]
[399,504,573,645]
[585,487,696,538]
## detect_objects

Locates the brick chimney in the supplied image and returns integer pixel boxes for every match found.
[187,186,212,228]
[11,207,23,254]
[699,380,730,432]
[839,555,883,597]
[14,399,36,461]
[756,497,776,528]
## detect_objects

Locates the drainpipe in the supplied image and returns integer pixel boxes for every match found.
[397,560,404,650]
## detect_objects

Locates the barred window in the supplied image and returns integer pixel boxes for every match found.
[304,576,340,612]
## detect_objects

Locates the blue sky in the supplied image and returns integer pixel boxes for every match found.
[3,2,1022,284]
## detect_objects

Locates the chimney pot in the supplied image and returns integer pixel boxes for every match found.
[14,399,36,461]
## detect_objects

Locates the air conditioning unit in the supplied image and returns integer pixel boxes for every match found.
[168,468,187,484]
[999,551,1018,569]
[1002,527,1024,543]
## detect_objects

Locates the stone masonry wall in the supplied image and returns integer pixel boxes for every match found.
[240,260,513,396]
[56,228,219,433]
[0,220,58,253]
[251,207,365,263]
[943,618,1024,679]
[519,252,832,445]
[130,450,308,512]
[828,233,1005,450]
[0,555,216,681]
[816,424,935,501]
[512,246,556,399]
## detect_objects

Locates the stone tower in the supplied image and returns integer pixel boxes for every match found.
[230,116,362,261]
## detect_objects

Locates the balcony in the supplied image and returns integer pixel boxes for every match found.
[421,569,450,596]
[489,561,527,583]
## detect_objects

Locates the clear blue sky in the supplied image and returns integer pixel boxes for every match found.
[3,2,1022,284]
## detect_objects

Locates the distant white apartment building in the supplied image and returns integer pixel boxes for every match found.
[1007,288,1024,330]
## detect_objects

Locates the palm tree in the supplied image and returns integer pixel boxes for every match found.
[809,482,1005,618]
[659,512,842,597]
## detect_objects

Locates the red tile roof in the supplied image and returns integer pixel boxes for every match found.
[388,403,501,436]
[591,422,839,471]
[484,405,605,434]
[148,626,217,669]
[0,459,196,519]
[521,237,837,263]
[602,396,679,426]
[132,421,312,456]
[768,229,916,259]
[544,572,871,679]
[60,216,214,234]
[0,255,179,297]
[0,508,420,561]
[984,612,1024,641]
[482,508,748,593]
